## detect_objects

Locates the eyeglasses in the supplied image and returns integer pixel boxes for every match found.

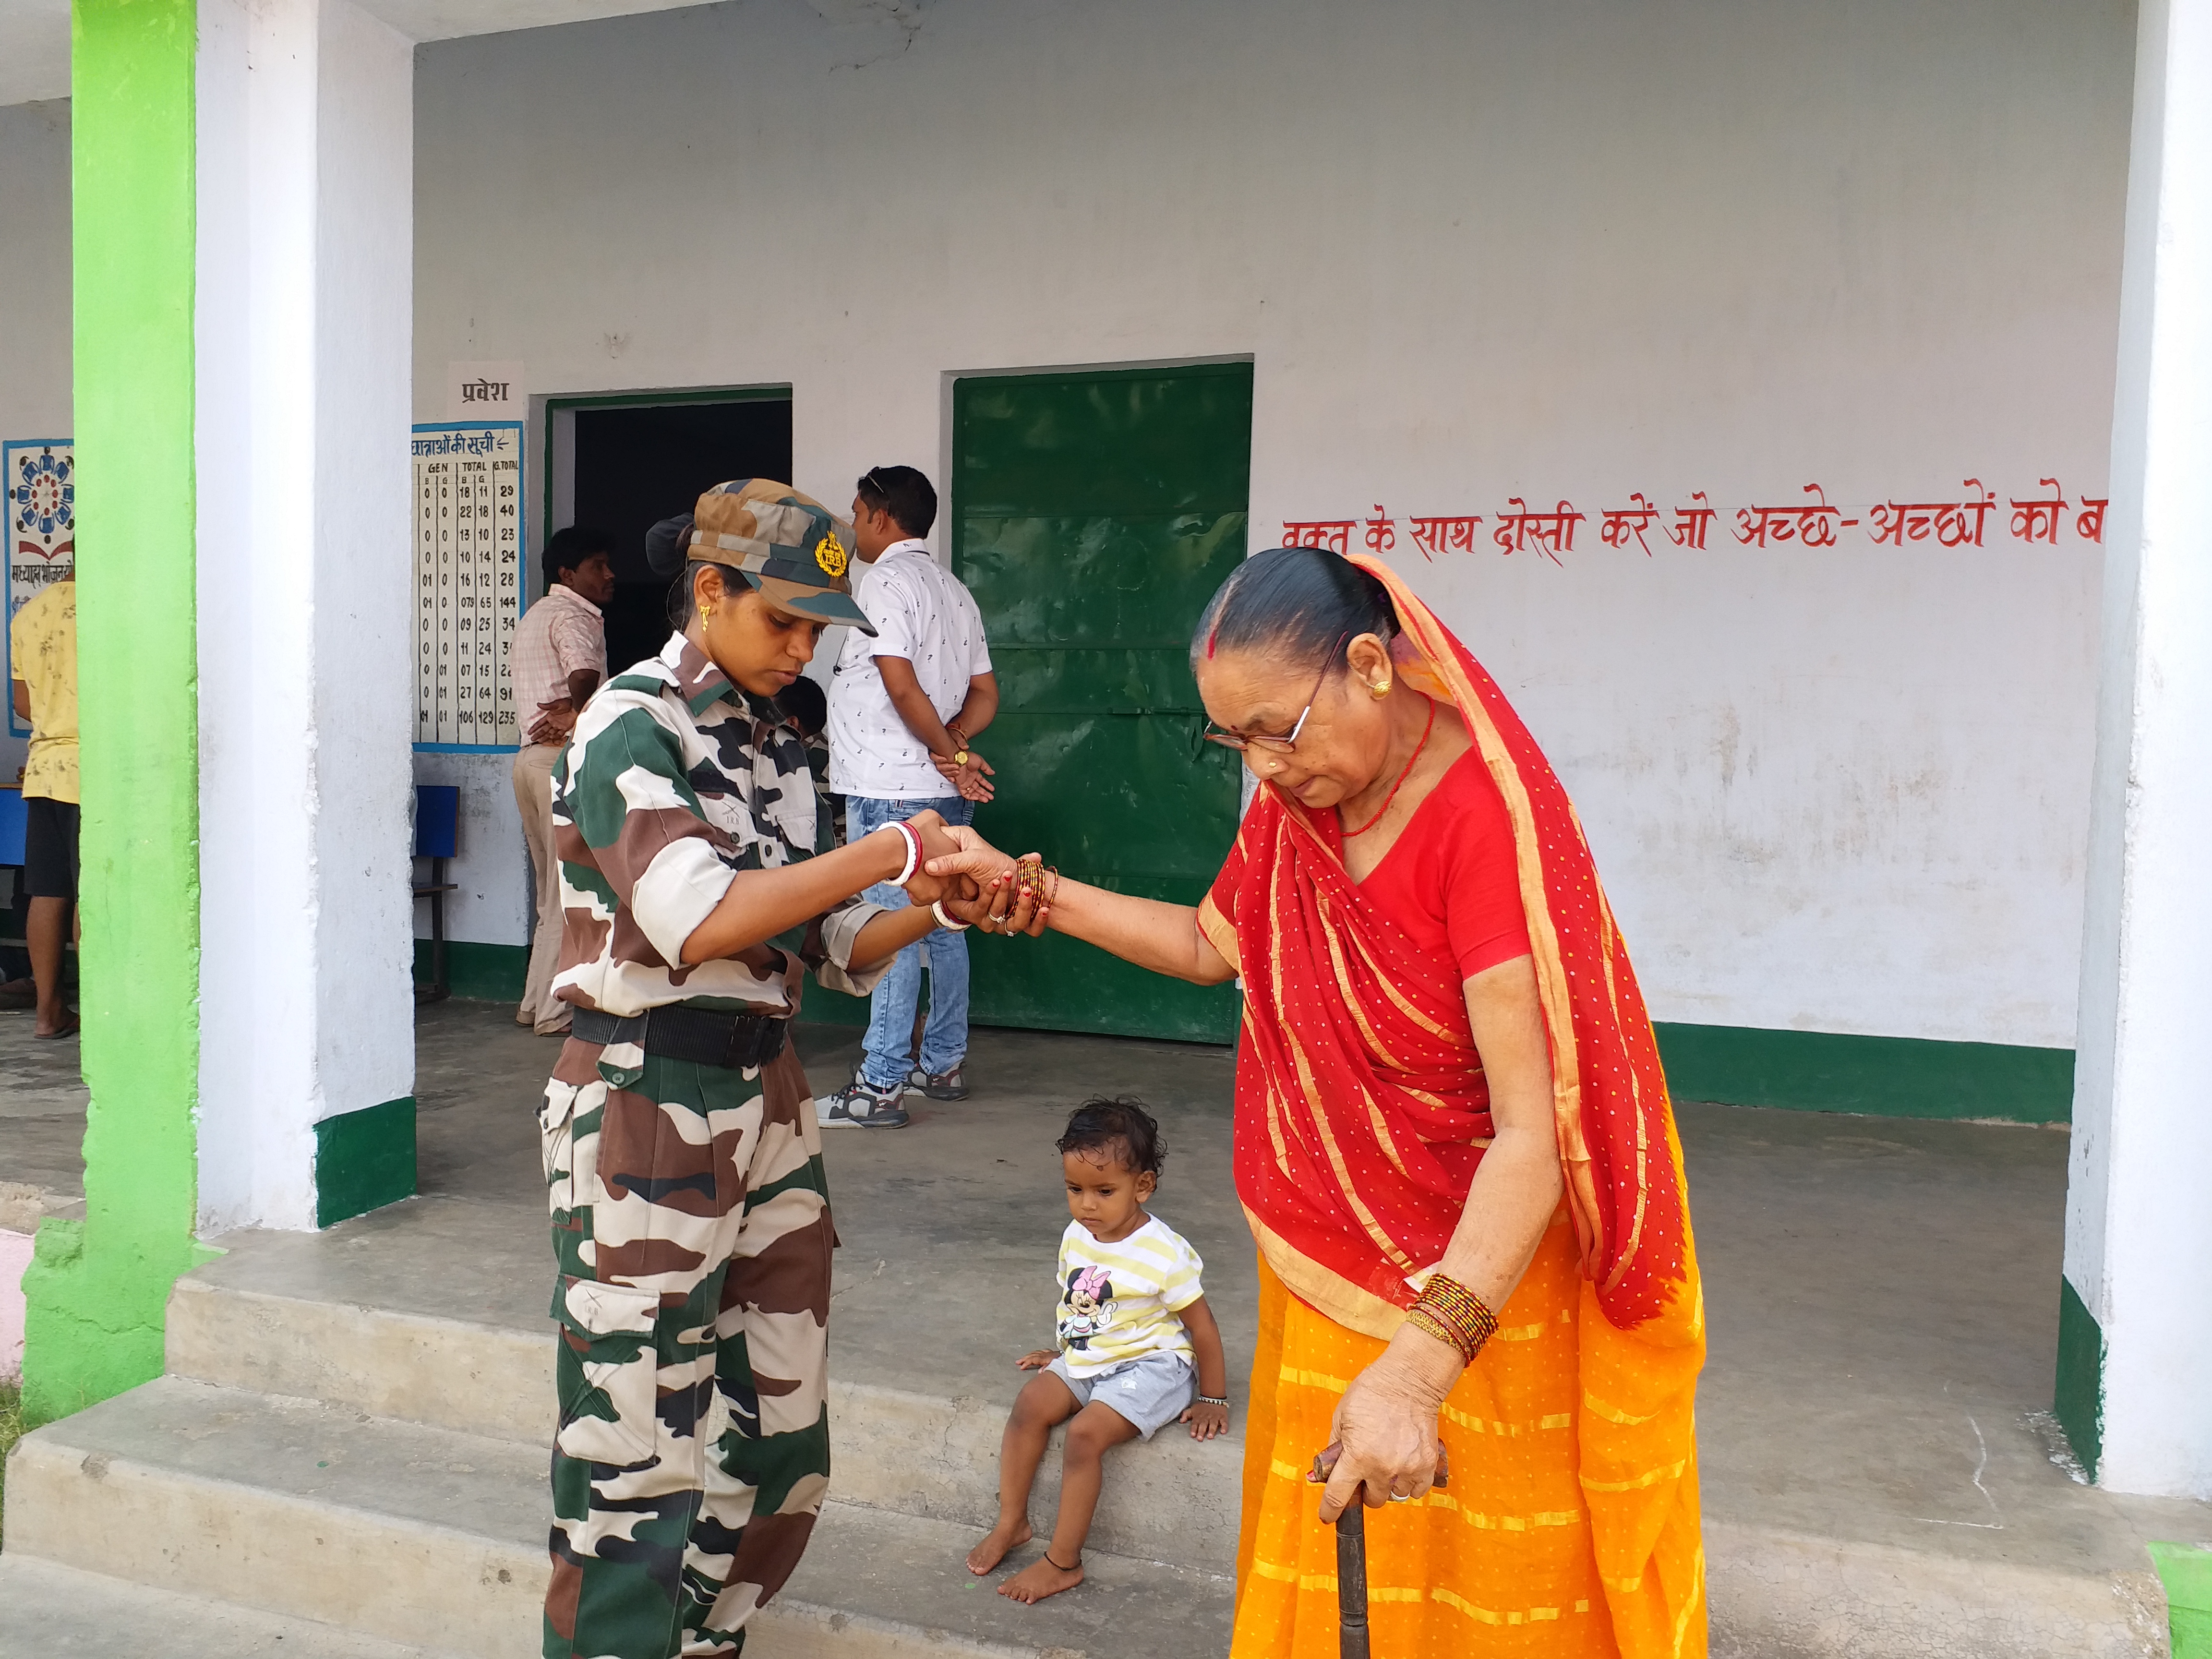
[1202,634,1347,755]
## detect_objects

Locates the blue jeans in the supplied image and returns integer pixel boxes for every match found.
[848,794,974,1090]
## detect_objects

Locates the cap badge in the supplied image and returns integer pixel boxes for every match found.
[814,529,849,579]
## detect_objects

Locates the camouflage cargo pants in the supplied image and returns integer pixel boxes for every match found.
[539,1034,832,1659]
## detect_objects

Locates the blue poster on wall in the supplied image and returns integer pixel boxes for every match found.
[5,439,75,740]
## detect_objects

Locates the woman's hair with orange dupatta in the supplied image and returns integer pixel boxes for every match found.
[1191,544,1398,671]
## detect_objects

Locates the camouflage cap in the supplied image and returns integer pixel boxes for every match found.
[688,479,875,636]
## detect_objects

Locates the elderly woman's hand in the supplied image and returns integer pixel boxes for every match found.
[1314,1334,1461,1524]
[925,828,1048,934]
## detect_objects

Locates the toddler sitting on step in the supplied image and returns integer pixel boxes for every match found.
[964,1095,1229,1603]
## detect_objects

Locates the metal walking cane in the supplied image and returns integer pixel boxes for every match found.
[1309,1443,1451,1659]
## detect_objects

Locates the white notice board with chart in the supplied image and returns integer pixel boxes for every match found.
[412,422,525,751]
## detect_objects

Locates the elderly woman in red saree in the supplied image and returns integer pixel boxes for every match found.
[933,545,1706,1657]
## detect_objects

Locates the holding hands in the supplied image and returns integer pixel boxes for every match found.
[887,809,973,909]
[926,827,1054,936]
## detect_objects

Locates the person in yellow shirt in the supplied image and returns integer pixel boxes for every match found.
[10,577,78,1037]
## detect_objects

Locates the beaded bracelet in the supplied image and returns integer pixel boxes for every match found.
[1404,1273,1500,1366]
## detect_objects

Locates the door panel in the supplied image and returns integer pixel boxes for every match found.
[955,363,1253,1043]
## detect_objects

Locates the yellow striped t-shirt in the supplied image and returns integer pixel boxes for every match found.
[1055,1214,1204,1378]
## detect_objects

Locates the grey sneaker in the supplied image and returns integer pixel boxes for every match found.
[819,1077,910,1129]
[907,1064,969,1101]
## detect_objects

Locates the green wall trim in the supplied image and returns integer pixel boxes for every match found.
[2149,1541,2212,1659]
[314,1097,418,1229]
[21,0,203,1431]
[2054,1275,2105,1482]
[1653,1022,2073,1123]
[416,938,528,1002]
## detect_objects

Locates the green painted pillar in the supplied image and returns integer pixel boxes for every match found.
[20,0,207,1427]
[2151,1543,2212,1659]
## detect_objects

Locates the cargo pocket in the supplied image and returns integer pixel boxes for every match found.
[554,1277,661,1467]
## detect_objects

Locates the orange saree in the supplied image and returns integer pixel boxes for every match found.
[1197,556,1706,1658]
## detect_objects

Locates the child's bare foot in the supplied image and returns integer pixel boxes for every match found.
[965,1519,1032,1575]
[999,1550,1083,1603]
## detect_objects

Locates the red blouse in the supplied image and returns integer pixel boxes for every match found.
[1313,746,1531,984]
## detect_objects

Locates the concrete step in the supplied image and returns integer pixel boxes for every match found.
[3,1374,1233,1659]
[167,1223,1241,1569]
[7,1376,545,1653]
[0,1556,448,1659]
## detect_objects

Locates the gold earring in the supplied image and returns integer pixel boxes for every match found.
[702,602,716,623]
[1370,679,1392,697]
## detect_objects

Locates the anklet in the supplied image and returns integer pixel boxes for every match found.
[1044,1549,1079,1571]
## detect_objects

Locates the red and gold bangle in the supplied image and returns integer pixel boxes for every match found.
[1013,855,1047,909]
[1404,1274,1500,1365]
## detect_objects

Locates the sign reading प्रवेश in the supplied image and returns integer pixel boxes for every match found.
[5,439,75,740]
[413,422,525,750]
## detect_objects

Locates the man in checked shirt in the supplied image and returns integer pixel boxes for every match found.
[511,525,617,1035]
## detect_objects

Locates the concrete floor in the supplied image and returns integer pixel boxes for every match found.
[404,1002,2209,1581]
[8,997,2211,1627]
[0,1010,85,1232]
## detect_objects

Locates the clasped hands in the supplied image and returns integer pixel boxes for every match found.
[930,748,996,805]
[905,825,1051,935]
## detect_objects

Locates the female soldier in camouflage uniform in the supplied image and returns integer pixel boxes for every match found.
[538,480,966,1659]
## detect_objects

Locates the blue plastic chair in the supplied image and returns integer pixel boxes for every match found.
[0,787,27,868]
[413,784,461,999]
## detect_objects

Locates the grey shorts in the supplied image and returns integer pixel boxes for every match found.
[1048,1350,1195,1441]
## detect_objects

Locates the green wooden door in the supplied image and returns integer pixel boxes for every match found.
[954,362,1252,1043]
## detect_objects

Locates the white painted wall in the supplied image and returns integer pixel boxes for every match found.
[413,0,2132,1050]
[2063,0,2212,1500]
[412,748,532,950]
[197,0,417,1232]
[0,97,72,783]
[0,99,69,441]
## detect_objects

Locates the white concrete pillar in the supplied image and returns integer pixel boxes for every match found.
[2061,0,2212,1498]
[193,0,417,1232]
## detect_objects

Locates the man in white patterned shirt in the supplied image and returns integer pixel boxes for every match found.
[510,525,615,1034]
[824,466,998,1124]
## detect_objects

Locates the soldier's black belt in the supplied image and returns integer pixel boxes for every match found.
[572,1004,789,1071]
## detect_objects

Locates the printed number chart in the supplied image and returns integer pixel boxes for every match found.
[412,422,525,750]
[5,439,76,740]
